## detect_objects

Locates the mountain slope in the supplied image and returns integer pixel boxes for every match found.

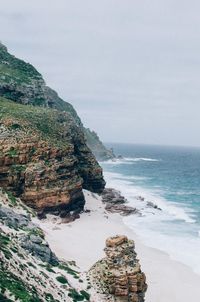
[0,42,114,160]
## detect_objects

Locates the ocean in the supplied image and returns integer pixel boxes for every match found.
[101,143,200,275]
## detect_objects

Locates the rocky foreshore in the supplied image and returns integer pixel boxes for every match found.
[101,188,140,216]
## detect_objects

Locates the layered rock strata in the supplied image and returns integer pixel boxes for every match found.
[90,235,147,302]
[0,100,105,216]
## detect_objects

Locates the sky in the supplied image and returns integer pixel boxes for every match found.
[0,0,200,146]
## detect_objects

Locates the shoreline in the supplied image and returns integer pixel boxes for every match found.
[36,190,200,301]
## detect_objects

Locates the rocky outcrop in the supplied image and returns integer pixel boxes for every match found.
[102,188,140,216]
[90,235,147,302]
[0,190,92,301]
[0,206,35,230]
[0,204,58,265]
[0,99,105,216]
[20,234,59,265]
[0,42,113,160]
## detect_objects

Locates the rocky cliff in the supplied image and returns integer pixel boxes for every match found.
[0,42,113,160]
[0,42,109,216]
[0,97,105,216]
[89,235,147,302]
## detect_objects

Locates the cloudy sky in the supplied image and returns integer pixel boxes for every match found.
[1,0,200,146]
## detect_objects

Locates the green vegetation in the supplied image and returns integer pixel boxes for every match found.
[45,264,56,273]
[6,191,17,206]
[68,289,90,301]
[58,263,79,277]
[27,262,37,269]
[80,290,90,301]
[0,232,12,260]
[26,227,45,239]
[56,276,68,284]
[9,123,22,130]
[40,271,49,279]
[0,97,73,148]
[0,45,42,85]
[45,293,59,302]
[7,147,18,157]
[0,232,10,245]
[30,146,36,156]
[11,165,26,173]
[0,266,41,302]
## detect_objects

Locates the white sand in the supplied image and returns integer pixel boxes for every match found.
[36,190,200,302]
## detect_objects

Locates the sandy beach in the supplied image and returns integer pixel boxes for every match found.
[36,190,200,302]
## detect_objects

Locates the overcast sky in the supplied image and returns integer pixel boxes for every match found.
[1,0,200,146]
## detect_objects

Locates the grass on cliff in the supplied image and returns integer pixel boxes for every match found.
[0,267,41,302]
[0,46,42,85]
[0,97,74,148]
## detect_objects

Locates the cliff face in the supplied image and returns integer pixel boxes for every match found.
[0,42,113,160]
[0,97,105,216]
[0,42,108,215]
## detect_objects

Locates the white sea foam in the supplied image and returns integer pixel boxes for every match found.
[103,169,200,275]
[101,159,133,165]
[127,157,160,162]
[101,157,160,165]
[104,171,195,223]
[124,216,200,275]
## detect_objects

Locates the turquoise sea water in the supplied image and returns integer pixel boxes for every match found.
[101,143,200,275]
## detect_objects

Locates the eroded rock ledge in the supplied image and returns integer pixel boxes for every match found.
[89,235,147,302]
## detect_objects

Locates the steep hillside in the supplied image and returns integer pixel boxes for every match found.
[0,190,92,302]
[0,42,114,160]
[0,97,105,216]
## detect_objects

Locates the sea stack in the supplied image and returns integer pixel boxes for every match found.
[90,235,147,302]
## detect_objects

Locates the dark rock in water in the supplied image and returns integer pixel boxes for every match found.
[136,195,162,211]
[147,201,162,211]
[136,196,145,202]
[102,188,140,216]
[20,234,59,265]
[105,203,140,216]
[102,188,127,204]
